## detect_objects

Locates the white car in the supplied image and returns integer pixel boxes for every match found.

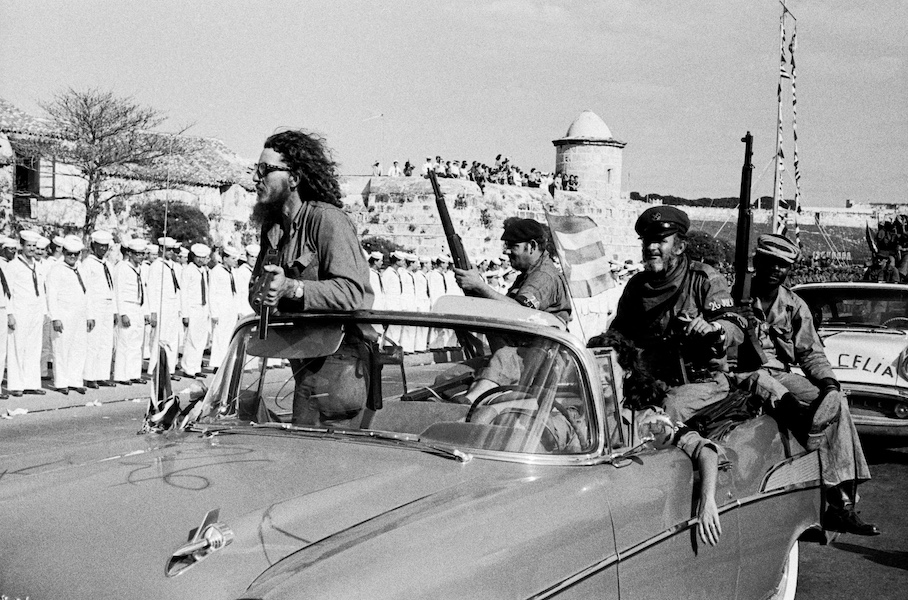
[792,282,908,440]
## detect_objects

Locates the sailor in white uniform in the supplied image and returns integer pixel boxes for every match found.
[367,251,385,311]
[0,236,14,399]
[46,236,92,394]
[398,253,418,353]
[113,238,149,384]
[6,230,48,396]
[179,243,211,378]
[234,244,258,318]
[208,245,242,370]
[146,237,182,378]
[381,251,405,347]
[413,255,431,352]
[81,230,117,388]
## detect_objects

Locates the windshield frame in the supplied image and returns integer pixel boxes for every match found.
[200,309,612,465]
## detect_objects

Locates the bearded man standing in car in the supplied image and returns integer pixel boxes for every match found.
[589,206,748,547]
[735,234,879,536]
[252,129,373,427]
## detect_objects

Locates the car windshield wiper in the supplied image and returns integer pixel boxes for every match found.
[248,422,473,462]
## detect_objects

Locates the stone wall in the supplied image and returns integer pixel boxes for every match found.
[341,176,641,264]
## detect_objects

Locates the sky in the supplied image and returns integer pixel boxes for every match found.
[1,0,905,207]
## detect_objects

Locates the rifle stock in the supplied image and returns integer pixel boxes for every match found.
[428,171,471,271]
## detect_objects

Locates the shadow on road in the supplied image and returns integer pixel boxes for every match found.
[831,541,908,572]
[862,444,908,466]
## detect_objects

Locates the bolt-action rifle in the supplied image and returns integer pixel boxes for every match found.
[428,171,471,271]
[731,132,768,370]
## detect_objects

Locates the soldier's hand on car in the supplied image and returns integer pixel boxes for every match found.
[453,267,485,293]
[121,315,131,328]
[52,319,64,333]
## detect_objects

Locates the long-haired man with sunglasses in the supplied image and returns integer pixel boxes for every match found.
[251,129,372,427]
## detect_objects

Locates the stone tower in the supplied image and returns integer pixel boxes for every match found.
[553,110,626,201]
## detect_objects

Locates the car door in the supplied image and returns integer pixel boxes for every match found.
[604,445,741,600]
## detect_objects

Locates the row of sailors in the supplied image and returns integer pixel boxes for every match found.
[366,250,514,353]
[0,229,260,397]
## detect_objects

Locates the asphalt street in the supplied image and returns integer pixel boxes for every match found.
[1,390,906,598]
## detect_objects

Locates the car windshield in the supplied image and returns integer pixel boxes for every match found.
[196,316,598,457]
[795,286,908,330]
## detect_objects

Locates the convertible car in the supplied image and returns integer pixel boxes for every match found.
[0,296,822,599]
[792,281,908,440]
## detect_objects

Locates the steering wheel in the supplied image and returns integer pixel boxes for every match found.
[465,385,533,422]
[883,316,908,328]
[465,386,588,452]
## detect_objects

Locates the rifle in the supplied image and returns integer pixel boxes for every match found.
[731,132,768,370]
[250,249,278,340]
[427,170,471,271]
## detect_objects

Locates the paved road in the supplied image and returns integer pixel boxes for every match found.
[2,398,906,598]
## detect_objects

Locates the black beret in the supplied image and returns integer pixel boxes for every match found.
[635,206,690,238]
[501,218,546,243]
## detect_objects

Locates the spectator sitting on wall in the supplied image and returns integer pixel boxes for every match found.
[387,160,403,177]
[372,161,382,176]
[434,157,445,176]
[403,160,414,176]
[421,157,433,177]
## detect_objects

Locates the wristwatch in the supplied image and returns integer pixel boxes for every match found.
[292,280,304,299]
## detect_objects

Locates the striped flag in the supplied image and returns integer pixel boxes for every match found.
[544,213,614,298]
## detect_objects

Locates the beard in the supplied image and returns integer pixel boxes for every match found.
[251,183,290,226]
[643,250,680,275]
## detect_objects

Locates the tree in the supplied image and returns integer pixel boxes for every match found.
[19,88,193,232]
[131,200,209,245]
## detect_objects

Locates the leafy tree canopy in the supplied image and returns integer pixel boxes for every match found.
[131,200,209,245]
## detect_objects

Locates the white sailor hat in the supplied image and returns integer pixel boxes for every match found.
[405,252,418,262]
[245,243,260,257]
[61,237,84,253]
[391,250,408,261]
[190,243,211,258]
[52,235,65,247]
[178,247,190,257]
[368,251,383,261]
[157,236,179,249]
[436,255,451,264]
[19,230,41,244]
[222,245,241,258]
[123,238,147,252]
[146,243,159,253]
[36,236,50,250]
[90,230,113,245]
[1,236,17,249]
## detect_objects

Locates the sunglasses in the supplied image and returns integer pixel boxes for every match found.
[252,163,293,178]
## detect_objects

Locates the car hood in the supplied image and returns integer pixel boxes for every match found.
[818,328,908,387]
[0,428,613,600]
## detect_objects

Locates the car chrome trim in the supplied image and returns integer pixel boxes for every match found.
[760,451,821,493]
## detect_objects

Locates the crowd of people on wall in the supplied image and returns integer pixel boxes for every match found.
[0,230,257,398]
[370,155,580,192]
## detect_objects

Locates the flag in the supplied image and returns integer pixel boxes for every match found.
[544,213,614,298]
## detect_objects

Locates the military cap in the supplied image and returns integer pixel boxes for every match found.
[755,234,800,264]
[368,251,383,261]
[36,236,51,250]
[52,235,65,247]
[157,236,179,248]
[245,243,260,258]
[635,206,690,238]
[123,238,147,252]
[222,245,241,258]
[501,218,546,243]
[61,237,84,253]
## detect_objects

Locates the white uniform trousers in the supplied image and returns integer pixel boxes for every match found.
[51,311,88,388]
[84,311,114,382]
[209,313,238,369]
[41,316,52,378]
[147,301,181,375]
[180,307,210,376]
[113,308,145,381]
[0,307,7,383]
[7,308,45,391]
